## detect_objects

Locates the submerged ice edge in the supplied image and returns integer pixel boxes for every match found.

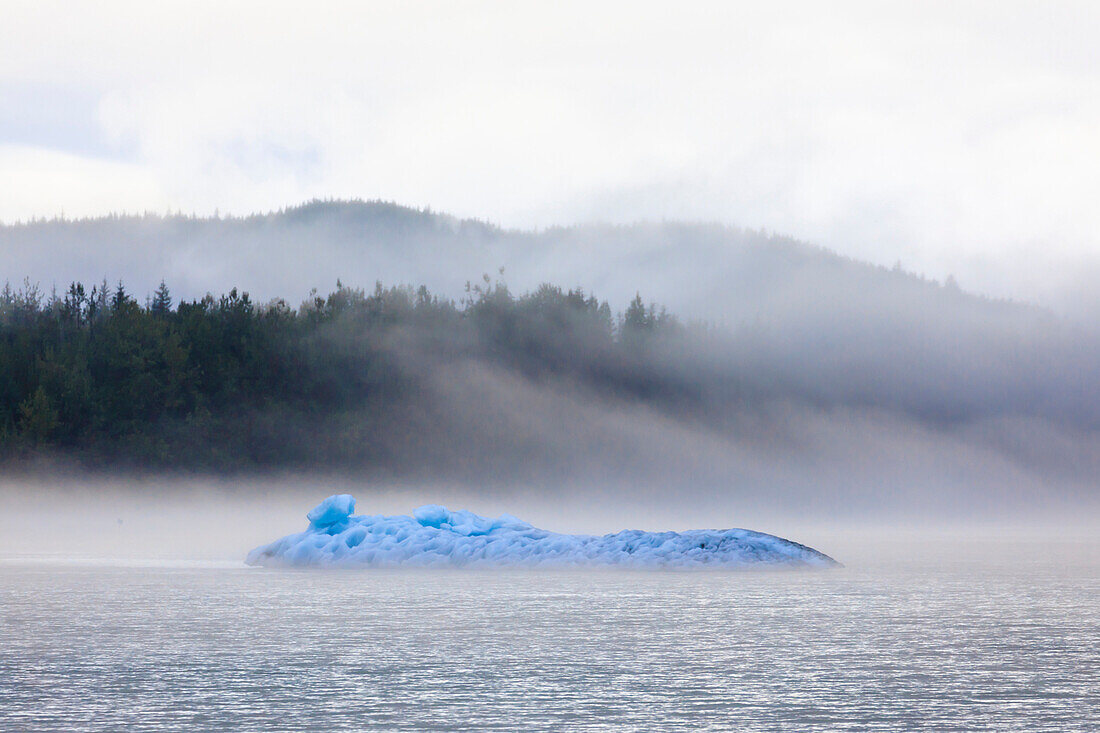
[246,495,839,569]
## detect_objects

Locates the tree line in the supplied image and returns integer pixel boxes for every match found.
[0,276,685,469]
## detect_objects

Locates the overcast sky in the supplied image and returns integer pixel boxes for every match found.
[3,1,1099,308]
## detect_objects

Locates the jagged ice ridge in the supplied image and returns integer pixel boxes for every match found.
[246,495,838,569]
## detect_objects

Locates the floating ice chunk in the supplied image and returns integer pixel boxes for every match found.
[246,496,839,569]
[306,494,356,528]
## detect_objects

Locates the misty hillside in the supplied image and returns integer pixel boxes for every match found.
[1,201,1084,425]
[1,199,1034,326]
[2,201,1097,517]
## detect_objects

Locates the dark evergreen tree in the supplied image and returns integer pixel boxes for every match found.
[151,281,173,317]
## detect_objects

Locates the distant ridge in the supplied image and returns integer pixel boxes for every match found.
[0,198,1031,320]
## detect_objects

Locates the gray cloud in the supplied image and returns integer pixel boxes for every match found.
[3,2,1100,308]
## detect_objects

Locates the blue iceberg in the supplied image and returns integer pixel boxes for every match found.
[246,495,839,569]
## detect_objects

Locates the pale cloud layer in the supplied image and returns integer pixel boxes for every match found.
[3,1,1100,308]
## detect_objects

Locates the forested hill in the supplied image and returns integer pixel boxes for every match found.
[2,202,1098,497]
[0,271,1098,482]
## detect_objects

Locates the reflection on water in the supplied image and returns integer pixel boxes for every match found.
[2,543,1098,731]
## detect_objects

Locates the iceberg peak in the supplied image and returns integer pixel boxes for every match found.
[306,494,356,528]
[248,495,838,569]
[412,504,450,527]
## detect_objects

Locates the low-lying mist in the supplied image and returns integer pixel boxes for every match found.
[2,473,1095,567]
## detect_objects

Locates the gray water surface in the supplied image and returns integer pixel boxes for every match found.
[2,541,1098,731]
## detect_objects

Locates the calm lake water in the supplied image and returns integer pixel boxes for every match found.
[2,539,1098,731]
